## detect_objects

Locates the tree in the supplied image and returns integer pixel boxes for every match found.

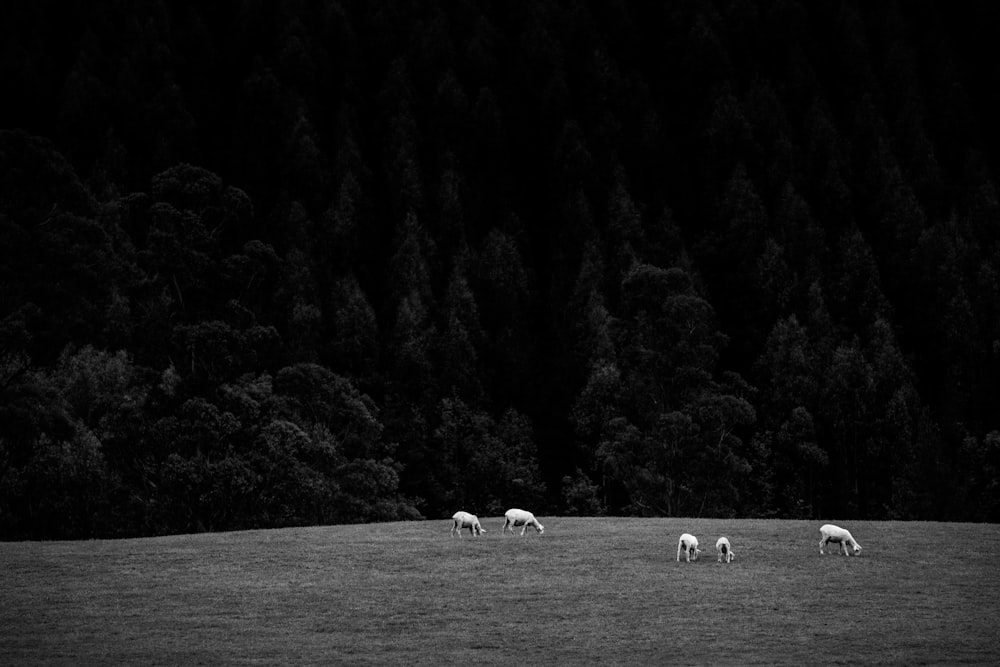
[323,274,379,380]
[229,62,296,208]
[863,317,923,517]
[606,166,645,277]
[171,319,279,384]
[320,170,364,276]
[829,229,890,333]
[774,406,825,518]
[333,457,419,523]
[744,78,794,198]
[429,71,470,158]
[245,418,335,527]
[0,345,158,538]
[136,164,262,325]
[388,211,436,310]
[7,0,1000,531]
[437,268,484,401]
[14,425,120,539]
[801,101,855,232]
[561,468,604,516]
[702,85,757,193]
[679,11,732,100]
[432,398,545,516]
[271,363,384,459]
[378,58,424,220]
[475,227,533,403]
[578,263,756,516]
[772,182,826,286]
[755,315,817,426]
[699,165,771,364]
[0,131,130,362]
[619,264,725,408]
[572,286,615,373]
[958,432,1000,522]
[433,164,469,263]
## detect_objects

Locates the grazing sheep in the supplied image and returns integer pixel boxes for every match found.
[819,523,862,556]
[716,536,735,563]
[502,508,544,536]
[677,533,702,562]
[451,511,486,537]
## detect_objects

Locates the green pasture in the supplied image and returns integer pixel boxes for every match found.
[2,518,998,665]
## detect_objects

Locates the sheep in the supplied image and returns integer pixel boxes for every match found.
[819,523,862,556]
[502,508,544,536]
[677,533,702,562]
[451,511,486,537]
[716,536,735,563]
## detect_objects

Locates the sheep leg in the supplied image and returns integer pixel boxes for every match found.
[819,536,828,554]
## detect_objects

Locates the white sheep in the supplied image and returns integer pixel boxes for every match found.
[502,508,544,536]
[677,533,702,562]
[716,536,735,563]
[819,523,862,556]
[451,511,486,537]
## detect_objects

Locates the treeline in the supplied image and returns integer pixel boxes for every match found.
[2,0,1000,539]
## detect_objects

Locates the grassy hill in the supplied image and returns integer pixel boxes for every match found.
[3,518,998,664]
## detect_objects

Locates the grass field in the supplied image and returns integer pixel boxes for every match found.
[2,517,999,665]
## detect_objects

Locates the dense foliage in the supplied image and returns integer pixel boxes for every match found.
[3,0,1000,538]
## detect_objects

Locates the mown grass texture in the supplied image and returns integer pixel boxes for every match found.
[2,518,998,665]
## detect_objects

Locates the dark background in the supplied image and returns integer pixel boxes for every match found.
[3,0,1000,539]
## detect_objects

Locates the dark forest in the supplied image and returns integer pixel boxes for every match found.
[3,0,1000,539]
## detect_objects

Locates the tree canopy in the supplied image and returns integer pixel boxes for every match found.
[3,0,1000,538]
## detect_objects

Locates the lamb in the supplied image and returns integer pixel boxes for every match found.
[451,511,486,537]
[715,536,735,563]
[502,508,544,536]
[677,533,702,562]
[819,523,862,556]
